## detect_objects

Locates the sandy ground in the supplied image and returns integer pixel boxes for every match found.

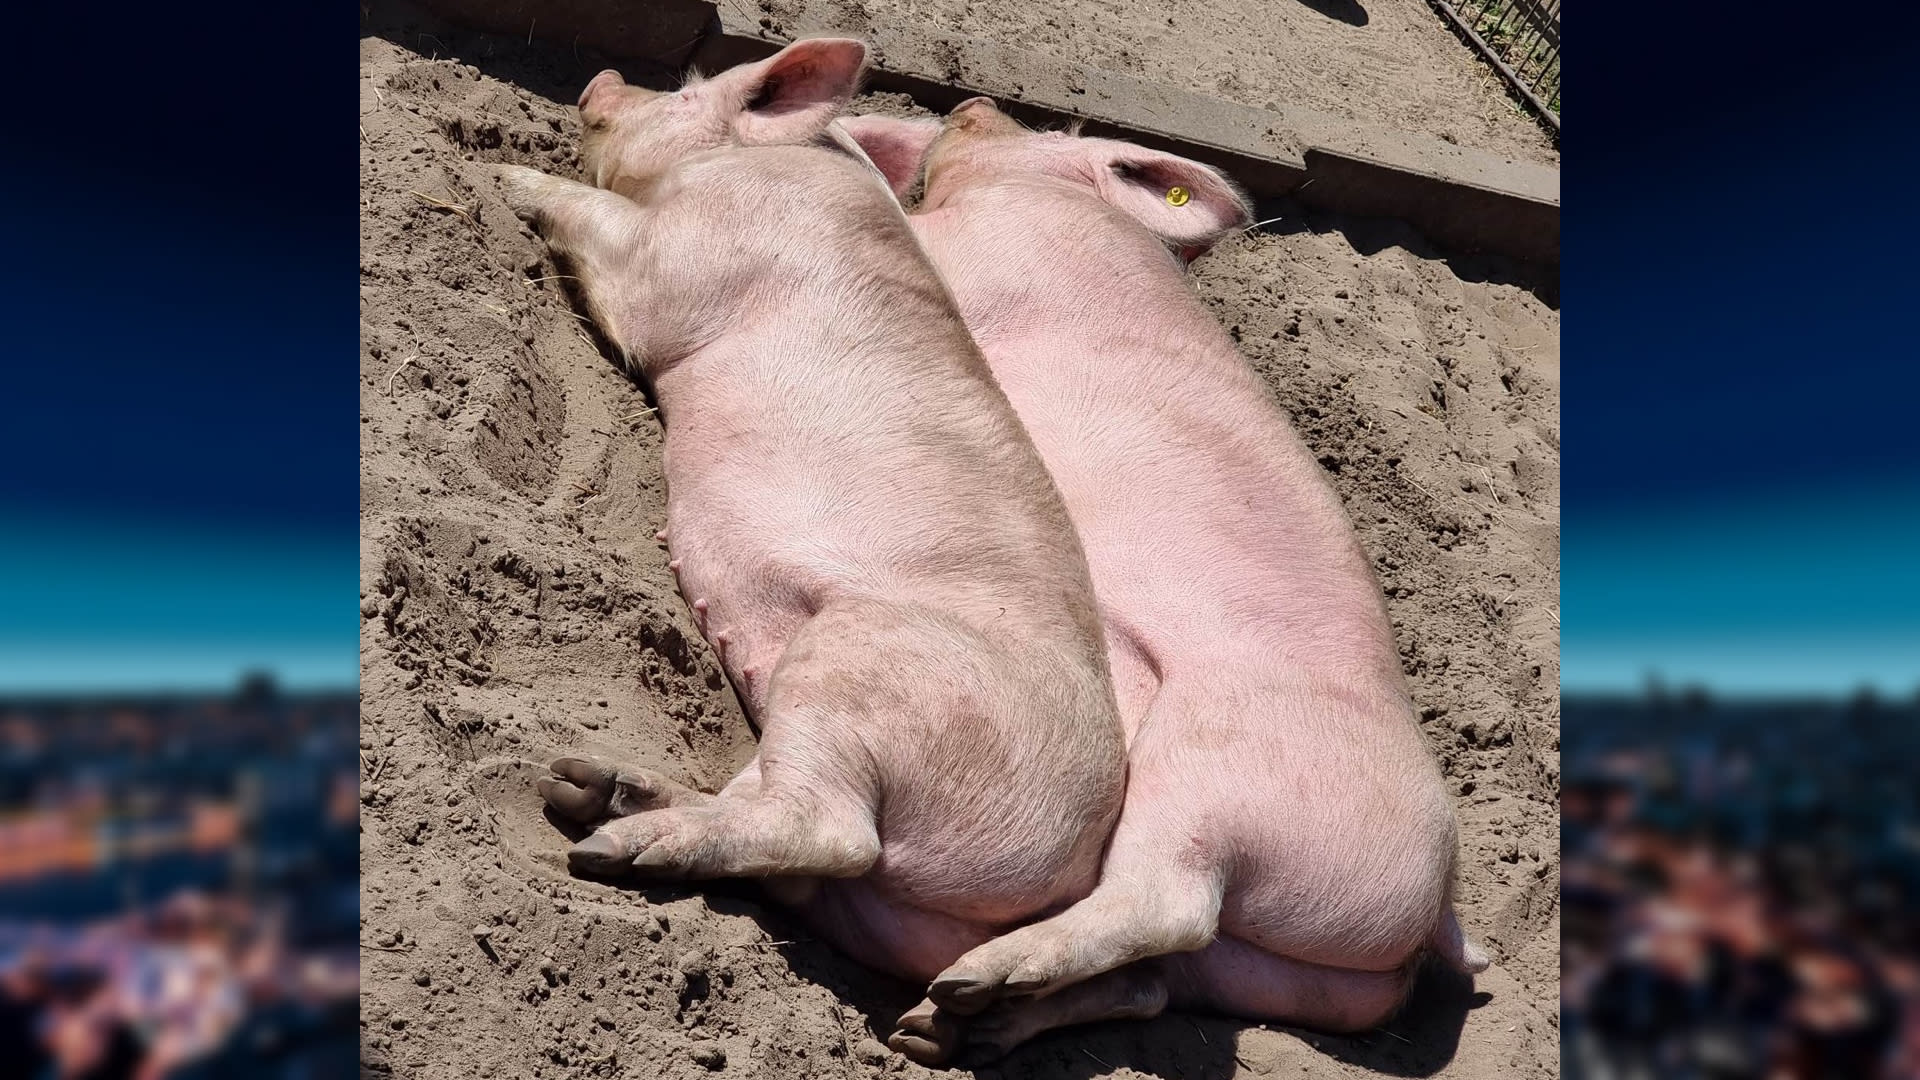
[755,0,1558,167]
[358,5,1560,1078]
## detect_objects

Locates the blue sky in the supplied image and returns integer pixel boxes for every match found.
[1562,484,1920,696]
[0,201,353,693]
[0,511,356,693]
[0,4,351,695]
[1562,19,1920,697]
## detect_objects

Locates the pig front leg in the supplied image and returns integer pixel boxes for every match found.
[490,164,649,359]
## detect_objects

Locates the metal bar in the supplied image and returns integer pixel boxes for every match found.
[1427,0,1559,130]
[1517,26,1551,82]
[1506,38,1542,92]
[1486,0,1521,53]
[1530,40,1560,96]
[1507,24,1548,86]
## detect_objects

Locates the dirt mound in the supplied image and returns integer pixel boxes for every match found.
[358,7,1558,1078]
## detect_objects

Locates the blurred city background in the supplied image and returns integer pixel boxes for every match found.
[1567,8,1920,1077]
[1560,689,1919,1079]
[1,1,355,1076]
[0,678,358,1079]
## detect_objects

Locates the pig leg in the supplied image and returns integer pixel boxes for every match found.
[566,747,878,880]
[891,965,1169,1065]
[564,617,884,880]
[899,938,1415,1065]
[491,165,650,357]
[1166,934,1416,1034]
[926,795,1224,1014]
[537,755,719,822]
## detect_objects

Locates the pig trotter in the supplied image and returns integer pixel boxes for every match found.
[930,871,1222,1013]
[568,795,880,881]
[965,965,1170,1060]
[888,998,963,1066]
[538,755,712,823]
[492,163,568,223]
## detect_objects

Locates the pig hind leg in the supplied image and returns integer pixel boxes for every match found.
[927,806,1225,1015]
[566,617,885,882]
[1168,934,1415,1034]
[900,940,1413,1066]
[892,965,1170,1066]
[537,755,721,823]
[566,732,879,880]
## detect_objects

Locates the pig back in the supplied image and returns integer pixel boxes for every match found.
[645,149,1107,649]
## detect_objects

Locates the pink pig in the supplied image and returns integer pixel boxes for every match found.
[841,100,1490,1061]
[494,46,1126,984]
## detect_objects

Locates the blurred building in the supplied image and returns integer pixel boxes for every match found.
[0,677,357,1079]
[1563,690,1920,1080]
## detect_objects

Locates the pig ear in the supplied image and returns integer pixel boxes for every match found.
[579,69,625,111]
[578,69,627,129]
[834,114,942,199]
[733,38,869,145]
[1088,147,1252,258]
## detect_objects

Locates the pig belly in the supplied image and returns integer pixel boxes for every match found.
[796,878,998,982]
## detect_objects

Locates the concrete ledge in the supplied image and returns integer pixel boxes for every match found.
[695,26,1319,208]
[412,0,1559,268]
[410,0,712,69]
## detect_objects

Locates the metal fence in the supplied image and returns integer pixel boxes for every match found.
[1430,0,1560,131]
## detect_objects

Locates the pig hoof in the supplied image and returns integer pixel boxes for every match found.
[888,1001,961,1065]
[542,756,682,821]
[1002,972,1052,996]
[537,775,605,822]
[492,164,554,218]
[627,843,692,878]
[960,1012,1025,1061]
[928,975,1002,1016]
[891,999,958,1063]
[566,831,630,874]
[887,1032,949,1066]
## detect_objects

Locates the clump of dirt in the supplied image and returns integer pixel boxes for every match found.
[359,6,1558,1079]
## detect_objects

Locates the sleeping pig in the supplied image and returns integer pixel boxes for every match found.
[839,99,1490,1061]
[497,45,1125,984]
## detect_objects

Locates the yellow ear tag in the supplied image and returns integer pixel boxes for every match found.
[1165,186,1191,207]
